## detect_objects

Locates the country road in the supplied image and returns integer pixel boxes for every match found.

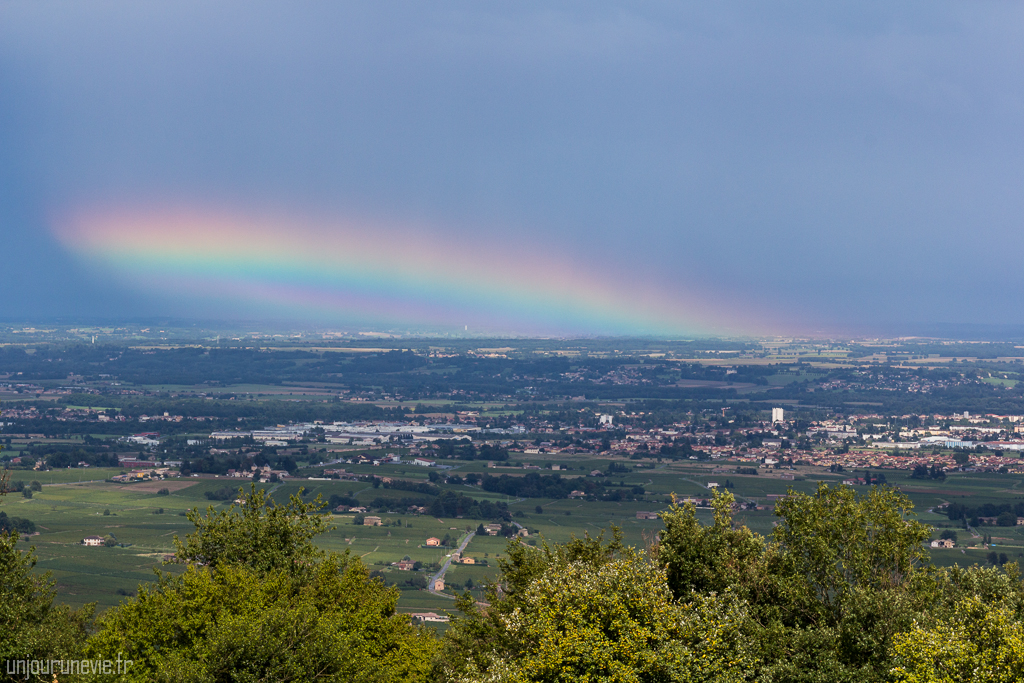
[428,531,475,594]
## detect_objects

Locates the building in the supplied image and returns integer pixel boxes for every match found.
[482,523,502,535]
[599,414,614,426]
[430,578,445,591]
[210,431,251,440]
[772,407,785,423]
[425,537,441,547]
[410,612,450,624]
[394,560,414,570]
[460,557,476,565]
[82,536,105,547]
[412,458,436,467]
[930,539,955,549]
[636,511,660,520]
[363,516,382,527]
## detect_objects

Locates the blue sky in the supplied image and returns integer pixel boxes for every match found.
[2,2,1023,336]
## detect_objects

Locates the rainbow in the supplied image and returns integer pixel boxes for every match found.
[51,205,760,336]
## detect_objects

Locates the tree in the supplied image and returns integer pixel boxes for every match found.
[171,484,329,575]
[86,484,436,682]
[659,489,765,598]
[437,531,757,683]
[891,597,1024,683]
[771,483,931,621]
[763,483,932,679]
[658,484,935,682]
[0,511,35,535]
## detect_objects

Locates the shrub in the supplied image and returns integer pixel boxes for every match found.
[204,487,236,501]
[0,511,35,534]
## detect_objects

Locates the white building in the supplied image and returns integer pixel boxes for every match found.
[210,431,252,440]
[82,536,105,547]
[772,407,785,423]
[599,414,614,426]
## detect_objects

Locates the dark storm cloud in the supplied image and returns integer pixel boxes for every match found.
[1,1,1023,333]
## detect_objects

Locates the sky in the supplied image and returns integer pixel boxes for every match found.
[2,1,1023,337]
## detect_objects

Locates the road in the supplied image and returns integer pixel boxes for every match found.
[428,531,475,595]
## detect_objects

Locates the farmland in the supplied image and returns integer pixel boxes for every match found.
[4,452,1024,615]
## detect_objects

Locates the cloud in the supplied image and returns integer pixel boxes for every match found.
[2,1,1023,333]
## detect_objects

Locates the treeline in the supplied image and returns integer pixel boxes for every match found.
[432,441,509,461]
[477,472,642,501]
[791,382,1024,417]
[181,453,298,477]
[366,485,510,521]
[911,463,947,480]
[380,479,440,496]
[0,510,35,534]
[19,443,120,469]
[58,393,387,423]
[427,491,509,520]
[947,501,1024,526]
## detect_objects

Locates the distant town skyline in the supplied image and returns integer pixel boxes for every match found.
[3,2,1024,336]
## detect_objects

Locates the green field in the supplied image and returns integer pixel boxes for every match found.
[5,456,1024,614]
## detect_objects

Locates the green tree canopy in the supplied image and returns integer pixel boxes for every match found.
[438,530,758,683]
[171,484,330,576]
[87,485,436,683]
[658,484,935,682]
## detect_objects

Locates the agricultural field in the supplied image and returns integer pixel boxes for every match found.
[5,452,1024,615]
